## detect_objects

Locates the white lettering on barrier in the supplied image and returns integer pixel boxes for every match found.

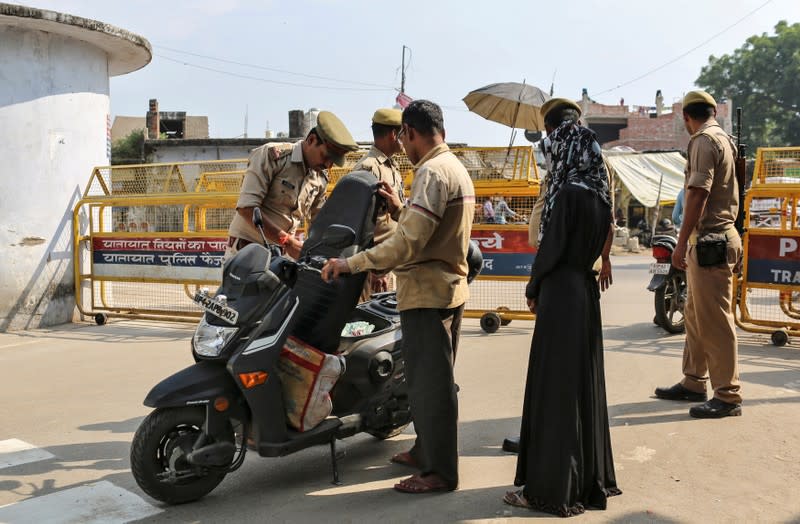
[779,238,798,257]
[473,232,503,250]
[769,269,800,284]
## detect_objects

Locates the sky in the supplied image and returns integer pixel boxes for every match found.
[27,0,799,146]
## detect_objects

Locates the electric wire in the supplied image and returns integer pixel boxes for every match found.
[594,0,775,96]
[155,44,396,90]
[155,54,395,92]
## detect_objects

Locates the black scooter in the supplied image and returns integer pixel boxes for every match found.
[130,171,482,504]
[647,234,687,333]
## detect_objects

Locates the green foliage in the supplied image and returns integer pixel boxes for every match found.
[111,129,145,165]
[696,21,800,154]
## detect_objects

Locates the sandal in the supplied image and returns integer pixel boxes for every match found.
[503,490,533,509]
[390,451,419,469]
[394,474,451,494]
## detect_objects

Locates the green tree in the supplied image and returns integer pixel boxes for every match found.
[696,20,800,154]
[111,129,145,165]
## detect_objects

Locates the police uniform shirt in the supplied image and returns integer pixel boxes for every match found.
[228,141,328,243]
[352,145,405,243]
[686,118,738,234]
[346,143,476,311]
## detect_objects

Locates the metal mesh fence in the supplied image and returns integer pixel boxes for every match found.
[736,152,800,339]
[748,195,800,230]
[92,281,204,316]
[753,147,800,185]
[741,287,800,326]
[75,148,537,324]
[466,279,529,312]
[86,160,248,197]
[473,194,537,225]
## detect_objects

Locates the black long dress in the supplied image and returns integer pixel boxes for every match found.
[514,182,620,517]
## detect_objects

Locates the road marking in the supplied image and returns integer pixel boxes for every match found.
[0,339,41,350]
[0,439,55,469]
[0,480,162,523]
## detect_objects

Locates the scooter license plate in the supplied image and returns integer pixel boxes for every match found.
[649,263,671,275]
[193,292,239,325]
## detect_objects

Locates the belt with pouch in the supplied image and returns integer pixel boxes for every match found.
[688,226,738,246]
[690,226,737,267]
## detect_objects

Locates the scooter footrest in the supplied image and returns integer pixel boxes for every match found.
[257,418,342,457]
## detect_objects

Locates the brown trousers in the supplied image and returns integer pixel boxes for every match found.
[680,231,743,404]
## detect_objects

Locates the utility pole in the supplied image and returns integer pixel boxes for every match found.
[400,45,407,94]
[243,105,248,139]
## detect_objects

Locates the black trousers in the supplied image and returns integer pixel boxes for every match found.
[399,304,464,489]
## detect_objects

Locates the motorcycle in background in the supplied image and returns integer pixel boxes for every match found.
[648,234,687,333]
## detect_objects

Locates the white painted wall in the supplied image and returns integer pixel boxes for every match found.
[0,25,109,330]
[149,145,252,165]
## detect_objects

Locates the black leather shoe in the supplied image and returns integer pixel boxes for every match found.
[689,398,742,418]
[502,436,519,453]
[654,383,707,402]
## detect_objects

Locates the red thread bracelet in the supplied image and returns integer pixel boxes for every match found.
[278,232,290,246]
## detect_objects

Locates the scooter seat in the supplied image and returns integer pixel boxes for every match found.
[291,171,378,353]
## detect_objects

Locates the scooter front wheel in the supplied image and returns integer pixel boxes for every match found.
[131,407,232,504]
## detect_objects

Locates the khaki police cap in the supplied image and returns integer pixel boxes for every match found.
[372,108,402,127]
[682,90,717,109]
[315,111,359,167]
[540,97,582,120]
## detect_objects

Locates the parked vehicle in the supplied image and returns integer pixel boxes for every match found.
[130,171,483,504]
[648,234,687,333]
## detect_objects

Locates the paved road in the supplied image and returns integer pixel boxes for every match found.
[1,255,799,523]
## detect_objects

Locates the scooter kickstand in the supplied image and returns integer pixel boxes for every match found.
[330,437,342,485]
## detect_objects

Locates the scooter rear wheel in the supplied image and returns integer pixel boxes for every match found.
[131,407,232,504]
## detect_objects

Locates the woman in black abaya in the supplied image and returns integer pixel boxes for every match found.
[503,104,621,517]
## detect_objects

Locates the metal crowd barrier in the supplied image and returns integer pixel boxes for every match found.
[734,146,800,346]
[73,147,539,330]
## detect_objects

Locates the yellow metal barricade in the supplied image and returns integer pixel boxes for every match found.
[734,146,800,345]
[74,148,539,327]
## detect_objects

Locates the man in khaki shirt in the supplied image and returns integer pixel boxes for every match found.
[227,111,358,259]
[322,100,475,494]
[352,108,405,298]
[655,90,742,418]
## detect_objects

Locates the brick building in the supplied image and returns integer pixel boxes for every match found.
[111,98,209,142]
[579,90,732,152]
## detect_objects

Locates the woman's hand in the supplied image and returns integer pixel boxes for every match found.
[599,257,613,292]
[527,298,537,314]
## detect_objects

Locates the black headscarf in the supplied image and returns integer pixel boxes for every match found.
[538,121,611,243]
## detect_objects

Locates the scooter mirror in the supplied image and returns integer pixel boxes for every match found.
[251,207,271,251]
[322,224,356,249]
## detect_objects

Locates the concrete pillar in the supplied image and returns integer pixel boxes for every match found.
[146,98,159,139]
[0,4,151,330]
[288,110,304,139]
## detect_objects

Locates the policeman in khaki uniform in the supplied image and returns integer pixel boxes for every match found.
[655,90,743,418]
[352,108,406,299]
[226,111,358,259]
[322,100,475,494]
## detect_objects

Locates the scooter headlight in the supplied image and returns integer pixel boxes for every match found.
[193,317,238,357]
